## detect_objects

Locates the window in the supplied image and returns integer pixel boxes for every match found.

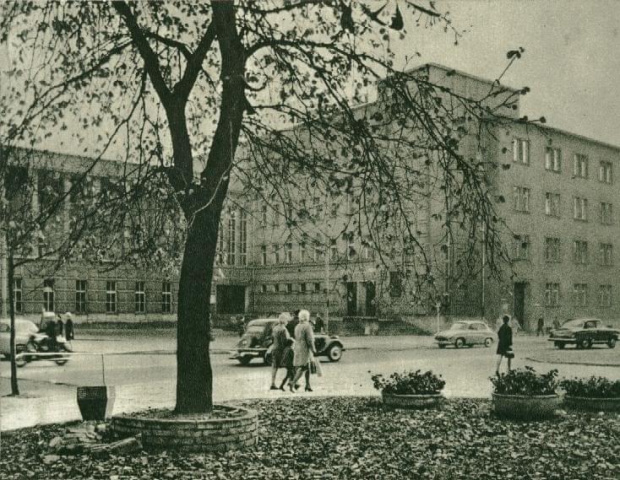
[599,161,613,184]
[545,147,562,172]
[512,138,529,164]
[314,238,324,262]
[545,283,560,307]
[75,280,87,313]
[599,243,613,266]
[261,204,268,226]
[300,283,306,294]
[274,284,280,293]
[286,283,293,294]
[346,234,356,260]
[573,283,588,307]
[106,281,117,313]
[544,193,561,217]
[37,170,64,214]
[285,243,293,263]
[544,237,561,263]
[512,234,530,260]
[162,281,172,313]
[513,186,530,212]
[573,240,588,264]
[239,211,247,266]
[389,271,403,297]
[273,244,280,264]
[227,212,236,265]
[13,278,23,314]
[261,284,267,294]
[600,202,613,225]
[43,279,54,312]
[598,285,612,307]
[314,282,321,293]
[261,245,267,265]
[135,281,146,313]
[573,197,588,221]
[217,224,225,265]
[299,242,307,263]
[573,154,588,179]
[330,239,338,261]
[362,236,375,260]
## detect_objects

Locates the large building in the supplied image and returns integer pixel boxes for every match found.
[215,64,620,331]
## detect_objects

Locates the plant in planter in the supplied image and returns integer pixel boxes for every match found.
[560,376,620,412]
[372,370,446,409]
[490,367,560,419]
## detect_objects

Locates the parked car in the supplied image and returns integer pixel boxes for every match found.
[434,320,495,349]
[0,318,39,359]
[230,318,345,365]
[549,318,618,349]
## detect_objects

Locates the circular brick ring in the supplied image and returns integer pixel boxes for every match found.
[111,405,258,452]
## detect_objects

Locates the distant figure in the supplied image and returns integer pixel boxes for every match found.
[314,314,325,334]
[537,317,545,337]
[278,338,296,391]
[286,310,300,338]
[237,315,245,337]
[45,318,58,351]
[270,313,291,390]
[510,317,520,335]
[65,312,75,340]
[552,318,561,330]
[496,315,513,375]
[56,316,64,337]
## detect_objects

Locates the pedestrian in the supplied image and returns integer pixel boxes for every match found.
[56,316,64,338]
[552,318,561,330]
[314,314,325,334]
[64,312,75,340]
[270,312,291,390]
[45,316,58,351]
[510,317,520,335]
[290,309,316,392]
[237,315,245,337]
[536,317,545,337]
[286,310,300,338]
[496,315,514,375]
[278,338,296,391]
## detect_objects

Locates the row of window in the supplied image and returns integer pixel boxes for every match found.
[544,283,613,307]
[512,139,614,183]
[217,210,248,266]
[513,237,614,265]
[258,237,373,266]
[12,279,173,315]
[260,283,323,294]
[513,188,613,224]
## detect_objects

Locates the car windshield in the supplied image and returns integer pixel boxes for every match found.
[449,323,468,331]
[561,319,587,328]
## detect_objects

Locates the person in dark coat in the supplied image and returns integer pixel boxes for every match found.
[64,312,75,340]
[270,313,291,390]
[278,338,296,391]
[314,315,325,334]
[536,317,545,336]
[56,316,64,337]
[45,318,58,351]
[286,310,300,338]
[496,315,513,375]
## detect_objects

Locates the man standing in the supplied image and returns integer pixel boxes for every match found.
[314,314,325,334]
[537,317,545,336]
[496,315,513,375]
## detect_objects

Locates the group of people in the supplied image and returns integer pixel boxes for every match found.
[269,310,323,392]
[43,312,75,350]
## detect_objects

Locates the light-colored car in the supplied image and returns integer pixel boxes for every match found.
[434,320,495,349]
[549,318,618,349]
[0,318,40,359]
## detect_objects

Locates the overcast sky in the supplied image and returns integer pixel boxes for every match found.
[392,0,620,146]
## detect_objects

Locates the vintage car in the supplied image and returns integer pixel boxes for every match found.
[230,318,345,365]
[549,318,618,349]
[0,318,39,359]
[434,320,495,349]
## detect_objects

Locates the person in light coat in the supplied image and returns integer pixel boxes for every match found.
[290,309,316,392]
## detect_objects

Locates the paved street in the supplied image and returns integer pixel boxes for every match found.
[1,331,619,431]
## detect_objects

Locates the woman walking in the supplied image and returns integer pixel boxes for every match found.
[496,315,514,375]
[270,312,291,390]
[291,309,316,392]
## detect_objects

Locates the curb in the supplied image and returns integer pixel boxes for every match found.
[526,356,620,368]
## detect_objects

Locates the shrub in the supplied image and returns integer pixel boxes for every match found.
[490,367,558,395]
[371,370,445,395]
[560,376,620,398]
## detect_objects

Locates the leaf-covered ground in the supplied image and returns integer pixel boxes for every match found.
[1,397,618,479]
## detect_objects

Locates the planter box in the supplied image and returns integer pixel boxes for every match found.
[564,395,620,412]
[492,393,559,419]
[77,386,116,421]
[382,392,444,409]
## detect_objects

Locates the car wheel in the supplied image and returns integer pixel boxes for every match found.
[577,338,592,349]
[238,356,252,366]
[326,344,343,362]
[554,342,565,349]
[54,345,70,366]
[484,338,493,348]
[608,338,617,349]
[15,353,28,368]
[454,338,465,349]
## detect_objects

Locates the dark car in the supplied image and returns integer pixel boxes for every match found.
[549,318,619,349]
[230,318,344,365]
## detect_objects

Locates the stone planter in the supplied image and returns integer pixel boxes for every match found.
[564,395,620,412]
[77,386,116,421]
[492,393,560,419]
[382,392,444,409]
[112,405,258,452]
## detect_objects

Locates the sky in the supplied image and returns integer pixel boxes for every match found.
[391,0,620,146]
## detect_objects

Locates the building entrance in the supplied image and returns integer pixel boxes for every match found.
[346,282,358,316]
[365,282,376,316]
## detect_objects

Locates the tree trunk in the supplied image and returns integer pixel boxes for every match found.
[8,253,19,396]
[174,203,222,414]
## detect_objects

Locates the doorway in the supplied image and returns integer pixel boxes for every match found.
[346,282,358,316]
[365,282,376,317]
